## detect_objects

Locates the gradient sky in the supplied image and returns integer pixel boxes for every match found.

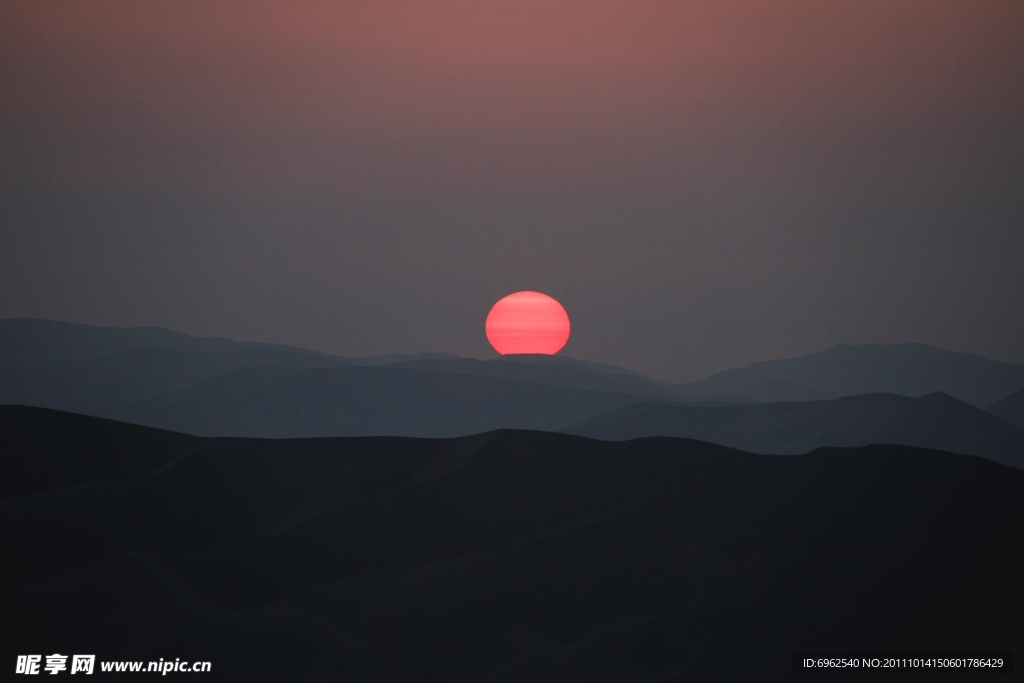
[2,1,1022,381]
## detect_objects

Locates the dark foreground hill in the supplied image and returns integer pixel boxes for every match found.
[564,392,1024,470]
[2,406,1022,681]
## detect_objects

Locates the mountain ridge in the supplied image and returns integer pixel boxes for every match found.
[564,391,1024,470]
[987,388,1024,431]
[5,319,1024,445]
[673,342,1024,406]
[3,406,1022,681]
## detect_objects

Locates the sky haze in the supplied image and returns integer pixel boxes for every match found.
[2,1,1022,381]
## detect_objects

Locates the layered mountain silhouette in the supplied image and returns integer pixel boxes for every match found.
[2,406,1022,682]
[103,365,648,438]
[565,392,1024,469]
[3,320,1024,467]
[988,388,1024,432]
[0,320,670,435]
[0,318,340,371]
[672,342,1024,406]
[388,356,677,399]
[0,346,346,415]
[7,319,1024,405]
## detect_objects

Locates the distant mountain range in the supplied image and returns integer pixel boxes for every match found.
[2,319,1023,466]
[3,406,1022,681]
[104,365,648,439]
[672,342,1024,406]
[987,388,1024,431]
[387,356,678,399]
[564,392,1024,470]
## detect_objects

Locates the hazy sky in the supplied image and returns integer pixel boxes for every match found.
[2,1,1022,381]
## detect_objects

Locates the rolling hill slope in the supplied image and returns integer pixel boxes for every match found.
[564,392,1024,469]
[2,406,1022,681]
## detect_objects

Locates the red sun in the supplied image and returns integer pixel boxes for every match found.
[485,291,571,355]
